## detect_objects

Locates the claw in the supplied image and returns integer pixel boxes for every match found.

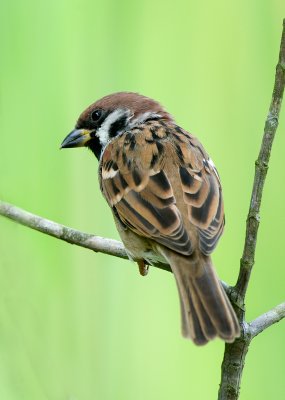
[137,259,149,276]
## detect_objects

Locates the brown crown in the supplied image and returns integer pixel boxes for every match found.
[79,92,174,122]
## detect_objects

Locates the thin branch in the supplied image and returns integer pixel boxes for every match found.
[249,302,285,338]
[0,200,128,259]
[218,19,285,400]
[235,19,285,311]
[0,200,171,272]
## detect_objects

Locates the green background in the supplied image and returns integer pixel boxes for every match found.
[1,1,285,399]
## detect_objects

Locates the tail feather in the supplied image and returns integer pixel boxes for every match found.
[192,261,236,340]
[189,282,217,341]
[161,248,240,345]
[178,286,208,345]
[178,274,211,344]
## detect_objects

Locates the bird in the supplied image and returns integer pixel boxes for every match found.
[61,92,240,345]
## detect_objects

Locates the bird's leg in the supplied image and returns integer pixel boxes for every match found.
[137,259,149,276]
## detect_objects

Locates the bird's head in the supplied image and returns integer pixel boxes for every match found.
[61,92,173,159]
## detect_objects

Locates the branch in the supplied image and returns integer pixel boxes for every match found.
[235,19,285,310]
[0,200,128,259]
[249,302,285,338]
[0,200,171,273]
[218,19,285,400]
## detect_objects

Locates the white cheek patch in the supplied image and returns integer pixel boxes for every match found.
[97,109,130,146]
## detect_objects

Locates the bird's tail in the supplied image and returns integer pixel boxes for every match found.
[161,249,240,345]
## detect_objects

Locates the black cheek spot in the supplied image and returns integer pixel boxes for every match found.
[109,115,128,138]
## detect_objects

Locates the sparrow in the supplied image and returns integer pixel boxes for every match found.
[61,92,240,345]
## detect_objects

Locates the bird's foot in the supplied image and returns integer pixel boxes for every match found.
[137,259,149,276]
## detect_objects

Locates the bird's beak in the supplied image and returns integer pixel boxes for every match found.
[60,129,92,149]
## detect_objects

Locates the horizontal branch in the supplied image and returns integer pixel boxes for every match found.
[2,199,285,332]
[0,200,128,258]
[0,200,171,272]
[249,302,285,338]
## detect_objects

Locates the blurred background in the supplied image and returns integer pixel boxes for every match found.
[1,0,285,399]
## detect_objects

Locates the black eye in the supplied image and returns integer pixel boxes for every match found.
[91,109,103,122]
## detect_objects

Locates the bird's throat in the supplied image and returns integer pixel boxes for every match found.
[87,134,102,159]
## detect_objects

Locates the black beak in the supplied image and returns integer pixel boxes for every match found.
[60,128,92,149]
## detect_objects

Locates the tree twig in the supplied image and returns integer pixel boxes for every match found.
[0,200,171,272]
[218,19,285,400]
[235,19,285,312]
[249,302,285,338]
[0,200,128,259]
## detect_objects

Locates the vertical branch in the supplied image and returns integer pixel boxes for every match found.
[218,331,251,400]
[235,19,285,311]
[218,19,285,400]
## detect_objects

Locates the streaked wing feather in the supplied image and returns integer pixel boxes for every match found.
[100,126,193,255]
[177,140,224,255]
[100,122,224,257]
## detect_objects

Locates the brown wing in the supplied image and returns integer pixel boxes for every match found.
[178,163,224,255]
[174,126,225,255]
[100,121,224,256]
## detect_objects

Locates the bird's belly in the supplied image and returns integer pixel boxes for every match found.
[130,248,166,266]
[123,236,166,266]
[114,218,167,265]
